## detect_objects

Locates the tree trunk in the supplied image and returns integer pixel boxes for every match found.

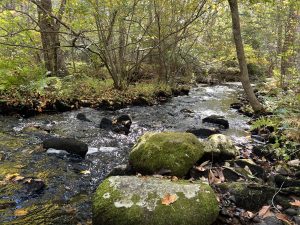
[228,0,264,113]
[37,0,67,76]
[276,0,283,67]
[280,2,297,88]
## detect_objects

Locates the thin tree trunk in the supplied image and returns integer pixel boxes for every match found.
[280,2,297,88]
[37,0,67,76]
[276,0,283,67]
[228,0,264,113]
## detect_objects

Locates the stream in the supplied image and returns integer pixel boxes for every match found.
[0,83,251,224]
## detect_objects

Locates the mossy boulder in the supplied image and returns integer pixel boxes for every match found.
[204,134,239,159]
[129,132,205,177]
[93,176,219,225]
[217,182,297,211]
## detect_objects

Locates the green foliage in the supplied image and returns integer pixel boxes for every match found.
[250,117,280,131]
[0,60,45,93]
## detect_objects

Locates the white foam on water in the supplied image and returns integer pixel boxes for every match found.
[46,148,69,154]
[87,147,119,154]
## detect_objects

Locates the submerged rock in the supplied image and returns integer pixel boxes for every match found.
[107,164,134,177]
[203,134,239,159]
[112,114,132,135]
[93,176,219,225]
[76,113,92,122]
[115,114,132,129]
[202,115,229,129]
[230,102,243,110]
[43,137,88,157]
[129,132,205,177]
[186,128,220,138]
[100,117,113,130]
[100,115,132,135]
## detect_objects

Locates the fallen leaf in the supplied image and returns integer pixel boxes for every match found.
[258,205,271,218]
[14,209,28,216]
[241,211,255,219]
[208,170,216,184]
[5,173,21,181]
[195,160,210,172]
[244,166,252,175]
[13,175,25,182]
[161,193,178,206]
[217,169,225,183]
[289,200,300,207]
[276,213,292,225]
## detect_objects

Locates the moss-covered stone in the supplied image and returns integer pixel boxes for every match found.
[219,181,300,210]
[93,176,219,225]
[129,132,205,177]
[218,182,275,211]
[204,134,239,159]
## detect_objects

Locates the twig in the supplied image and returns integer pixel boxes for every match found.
[271,181,285,212]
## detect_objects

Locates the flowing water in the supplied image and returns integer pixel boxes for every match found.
[0,83,250,224]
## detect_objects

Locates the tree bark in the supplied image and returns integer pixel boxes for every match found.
[280,2,297,88]
[37,0,67,76]
[228,0,264,113]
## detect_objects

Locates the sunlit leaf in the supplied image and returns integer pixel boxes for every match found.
[161,193,178,206]
[14,209,28,216]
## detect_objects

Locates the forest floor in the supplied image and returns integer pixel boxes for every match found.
[208,81,300,225]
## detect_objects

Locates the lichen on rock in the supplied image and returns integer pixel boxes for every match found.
[93,176,219,225]
[204,134,239,159]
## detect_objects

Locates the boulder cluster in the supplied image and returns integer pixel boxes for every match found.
[92,131,239,225]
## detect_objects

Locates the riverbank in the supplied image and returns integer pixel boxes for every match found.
[0,76,190,117]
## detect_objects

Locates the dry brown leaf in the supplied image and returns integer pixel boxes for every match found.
[161,193,178,206]
[5,173,20,181]
[13,175,25,182]
[208,170,216,184]
[14,209,28,216]
[289,200,300,207]
[258,205,271,218]
[275,213,292,225]
[195,160,210,172]
[217,169,225,183]
[242,211,255,219]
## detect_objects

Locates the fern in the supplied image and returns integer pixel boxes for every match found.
[250,117,280,131]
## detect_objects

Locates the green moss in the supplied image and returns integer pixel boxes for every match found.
[0,163,21,179]
[129,132,205,177]
[93,178,144,225]
[2,203,68,225]
[0,132,25,150]
[93,176,219,225]
[218,182,275,211]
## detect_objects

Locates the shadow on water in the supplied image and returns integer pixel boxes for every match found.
[0,83,250,224]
